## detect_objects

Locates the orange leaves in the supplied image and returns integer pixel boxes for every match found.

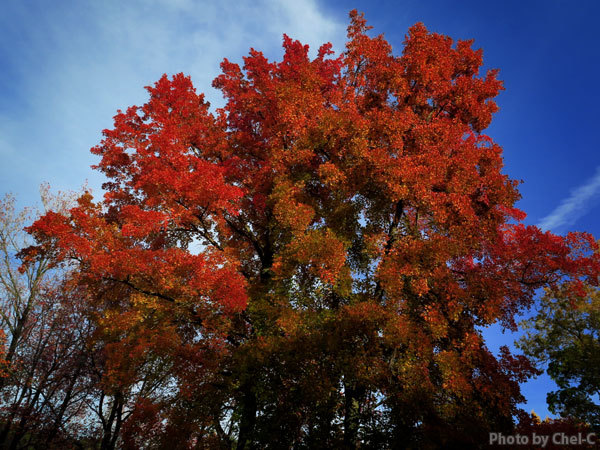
[422,304,448,339]
[98,293,177,389]
[318,161,346,188]
[275,228,348,288]
[275,308,303,337]
[294,230,346,286]
[272,181,314,234]
[400,22,503,132]
[435,350,472,396]
[19,12,600,445]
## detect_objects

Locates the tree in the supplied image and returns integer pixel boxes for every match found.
[25,10,600,448]
[516,411,596,450]
[0,277,95,449]
[0,192,174,449]
[518,283,600,431]
[0,189,95,448]
[0,186,72,374]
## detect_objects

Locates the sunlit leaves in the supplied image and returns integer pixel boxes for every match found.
[20,9,600,447]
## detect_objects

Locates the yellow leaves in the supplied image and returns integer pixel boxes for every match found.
[318,162,346,188]
[388,182,409,202]
[445,298,464,322]
[435,350,472,398]
[411,277,430,297]
[271,180,314,235]
[291,229,348,285]
[422,304,447,340]
[276,309,301,336]
[95,291,182,391]
[393,357,435,394]
[376,238,434,300]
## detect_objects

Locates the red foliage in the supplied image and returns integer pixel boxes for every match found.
[23,10,600,447]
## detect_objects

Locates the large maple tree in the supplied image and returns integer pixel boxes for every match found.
[25,11,600,448]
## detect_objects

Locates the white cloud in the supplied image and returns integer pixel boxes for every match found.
[0,0,345,207]
[537,166,600,232]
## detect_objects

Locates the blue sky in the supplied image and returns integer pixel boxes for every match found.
[1,0,599,420]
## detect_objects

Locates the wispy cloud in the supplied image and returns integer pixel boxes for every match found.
[0,0,344,206]
[537,166,600,232]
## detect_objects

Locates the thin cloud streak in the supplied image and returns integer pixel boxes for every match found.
[537,166,600,232]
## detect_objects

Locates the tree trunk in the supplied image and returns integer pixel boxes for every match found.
[343,381,364,449]
[100,393,123,450]
[236,383,257,450]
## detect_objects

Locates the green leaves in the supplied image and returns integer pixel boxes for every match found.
[518,284,600,429]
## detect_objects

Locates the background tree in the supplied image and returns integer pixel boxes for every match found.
[25,11,600,448]
[0,186,72,373]
[518,283,600,431]
[0,278,95,449]
[0,189,96,448]
[0,190,174,449]
[516,411,596,450]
